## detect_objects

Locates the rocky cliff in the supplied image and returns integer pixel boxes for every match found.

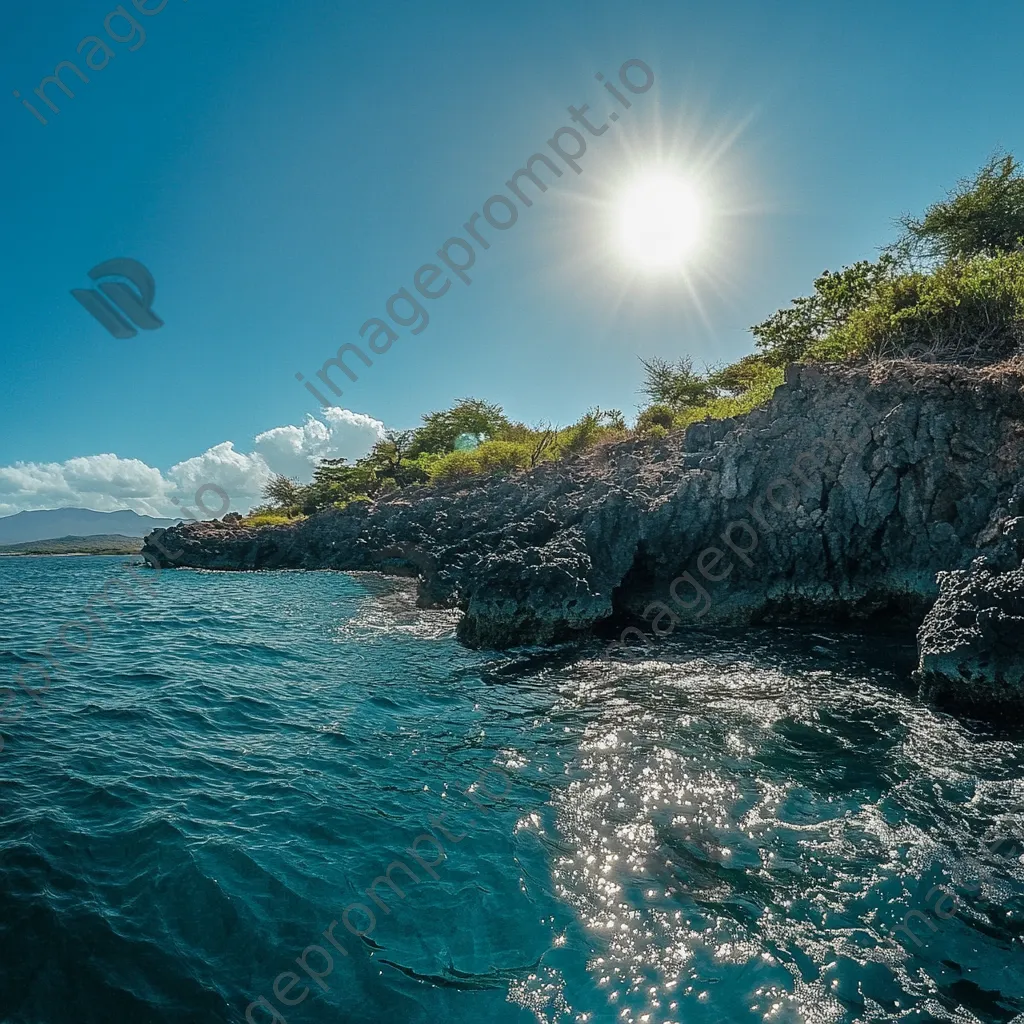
[144,360,1024,715]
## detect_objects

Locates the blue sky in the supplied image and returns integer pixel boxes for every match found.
[2,0,1023,515]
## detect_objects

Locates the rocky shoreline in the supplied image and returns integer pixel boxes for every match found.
[144,360,1024,717]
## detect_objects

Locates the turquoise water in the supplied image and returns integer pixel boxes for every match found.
[1,556,1022,1024]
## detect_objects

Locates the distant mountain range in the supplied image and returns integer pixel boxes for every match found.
[0,535,145,556]
[0,508,179,545]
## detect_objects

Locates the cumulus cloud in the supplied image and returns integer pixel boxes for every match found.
[165,442,272,516]
[0,456,169,517]
[253,408,384,483]
[0,408,385,520]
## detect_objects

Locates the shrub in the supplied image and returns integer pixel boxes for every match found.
[672,361,785,430]
[750,156,1024,367]
[893,152,1024,263]
[808,252,1024,364]
[635,404,677,433]
[639,355,714,407]
[475,440,531,473]
[751,257,897,365]
[427,449,482,483]
[553,408,616,460]
[242,512,297,527]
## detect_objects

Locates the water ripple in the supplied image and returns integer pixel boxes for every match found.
[0,558,1022,1023]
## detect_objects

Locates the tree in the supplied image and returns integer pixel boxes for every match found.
[298,458,376,514]
[638,356,714,408]
[892,153,1024,264]
[311,457,351,486]
[706,354,772,396]
[408,398,511,456]
[364,429,417,475]
[751,256,896,364]
[262,474,301,509]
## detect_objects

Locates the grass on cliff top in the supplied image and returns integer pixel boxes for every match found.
[240,512,305,528]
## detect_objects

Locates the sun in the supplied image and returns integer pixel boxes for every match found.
[616,173,704,270]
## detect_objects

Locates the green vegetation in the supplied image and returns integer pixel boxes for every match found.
[804,252,1024,364]
[754,152,1024,367]
[751,258,898,366]
[407,398,509,456]
[634,352,785,433]
[893,153,1024,263]
[241,512,300,528]
[633,152,1024,432]
[250,154,1024,520]
[255,403,626,516]
[0,534,143,555]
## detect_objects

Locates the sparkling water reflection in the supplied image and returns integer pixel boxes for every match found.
[0,557,1021,1023]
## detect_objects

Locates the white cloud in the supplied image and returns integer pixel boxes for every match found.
[253,408,384,483]
[165,442,272,516]
[0,456,169,517]
[0,408,386,520]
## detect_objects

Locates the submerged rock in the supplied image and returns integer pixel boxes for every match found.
[144,359,1024,715]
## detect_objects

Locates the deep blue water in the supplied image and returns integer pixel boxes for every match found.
[1,556,1022,1024]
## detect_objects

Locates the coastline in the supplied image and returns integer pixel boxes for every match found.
[0,551,138,557]
[143,359,1024,718]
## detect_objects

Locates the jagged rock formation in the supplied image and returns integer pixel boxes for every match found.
[144,360,1024,712]
[917,562,1024,714]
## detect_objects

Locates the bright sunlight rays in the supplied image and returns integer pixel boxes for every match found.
[616,173,705,270]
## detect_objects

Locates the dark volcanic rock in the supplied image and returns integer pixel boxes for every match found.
[917,563,1024,715]
[144,359,1024,712]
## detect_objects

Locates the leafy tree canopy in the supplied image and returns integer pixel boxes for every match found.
[263,474,301,507]
[892,152,1024,263]
[638,355,714,408]
[751,257,897,365]
[409,398,511,456]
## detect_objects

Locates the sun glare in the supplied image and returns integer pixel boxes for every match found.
[616,173,704,270]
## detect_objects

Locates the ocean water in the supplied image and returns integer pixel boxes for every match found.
[0,556,1022,1024]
